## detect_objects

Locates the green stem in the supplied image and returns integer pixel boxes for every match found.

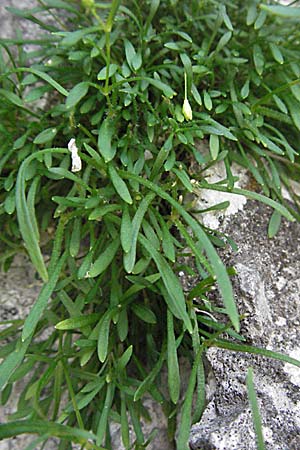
[104,31,112,108]
[184,72,188,100]
[61,359,84,430]
[252,78,300,110]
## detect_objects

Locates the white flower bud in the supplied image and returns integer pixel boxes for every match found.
[182,98,193,121]
[68,138,82,172]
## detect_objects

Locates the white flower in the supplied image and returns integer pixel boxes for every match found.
[182,72,193,121]
[182,98,193,121]
[68,138,82,172]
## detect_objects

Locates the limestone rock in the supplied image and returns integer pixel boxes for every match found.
[189,201,300,450]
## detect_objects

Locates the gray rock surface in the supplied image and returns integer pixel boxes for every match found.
[1,0,40,41]
[189,201,300,450]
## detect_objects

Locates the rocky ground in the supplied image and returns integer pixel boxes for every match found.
[189,200,300,450]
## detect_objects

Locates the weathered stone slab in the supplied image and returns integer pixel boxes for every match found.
[189,201,300,450]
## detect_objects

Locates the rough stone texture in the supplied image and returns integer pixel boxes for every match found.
[0,255,42,323]
[189,201,300,450]
[0,0,51,42]
[0,256,56,450]
[193,161,248,230]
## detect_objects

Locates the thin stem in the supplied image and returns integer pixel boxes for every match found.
[61,359,84,429]
[184,72,188,100]
[104,31,112,109]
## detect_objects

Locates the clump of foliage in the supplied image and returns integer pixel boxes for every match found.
[0,1,300,449]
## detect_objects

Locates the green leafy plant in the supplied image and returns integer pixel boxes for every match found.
[0,1,300,449]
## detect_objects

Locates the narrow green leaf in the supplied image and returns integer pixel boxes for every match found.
[241,79,250,99]
[13,133,27,150]
[124,39,137,70]
[247,2,257,26]
[25,85,49,103]
[97,64,118,80]
[4,191,15,214]
[121,204,133,253]
[117,308,128,342]
[216,31,232,52]
[131,304,157,324]
[57,290,79,318]
[150,134,173,180]
[220,4,233,31]
[98,118,116,162]
[172,167,193,192]
[195,201,230,213]
[38,0,79,14]
[117,345,133,370]
[201,183,295,222]
[213,340,300,367]
[254,10,267,30]
[144,77,176,98]
[253,44,264,75]
[0,88,23,107]
[145,0,160,30]
[16,155,50,282]
[134,343,166,401]
[209,134,219,160]
[88,204,120,220]
[269,43,284,65]
[97,311,112,363]
[123,192,156,273]
[124,39,141,71]
[106,0,121,31]
[83,142,104,166]
[167,309,180,404]
[140,235,192,333]
[287,97,300,131]
[175,219,212,276]
[290,82,300,103]
[191,83,202,106]
[159,215,175,263]
[48,168,91,191]
[205,119,238,140]
[128,397,144,444]
[55,313,100,330]
[88,238,120,278]
[22,252,68,341]
[273,95,287,114]
[33,127,57,144]
[70,218,81,257]
[96,383,115,446]
[0,337,32,391]
[58,26,99,46]
[66,82,89,109]
[260,4,300,18]
[176,349,202,450]
[247,368,266,450]
[268,211,282,239]
[121,393,130,448]
[21,68,68,96]
[108,164,133,204]
[77,249,94,280]
[203,90,212,110]
[0,420,99,447]
[26,176,40,242]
